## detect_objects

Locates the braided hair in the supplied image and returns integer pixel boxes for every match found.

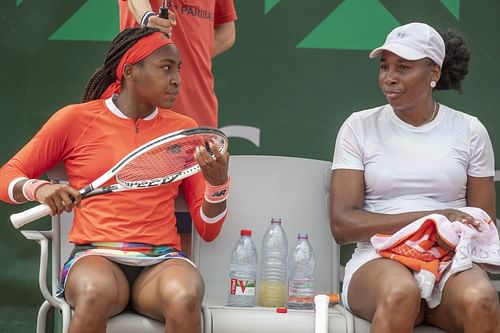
[435,29,470,93]
[82,27,160,102]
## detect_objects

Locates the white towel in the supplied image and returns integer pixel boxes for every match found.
[371,207,500,308]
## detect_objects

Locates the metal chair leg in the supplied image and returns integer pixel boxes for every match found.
[36,301,52,333]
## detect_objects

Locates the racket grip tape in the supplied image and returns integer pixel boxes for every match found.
[10,204,52,229]
[159,7,168,19]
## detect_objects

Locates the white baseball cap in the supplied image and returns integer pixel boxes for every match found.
[369,22,445,67]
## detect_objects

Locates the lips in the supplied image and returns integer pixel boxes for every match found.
[383,90,401,99]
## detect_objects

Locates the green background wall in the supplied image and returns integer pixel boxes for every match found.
[1,0,499,331]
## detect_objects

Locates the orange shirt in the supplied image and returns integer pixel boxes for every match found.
[119,0,237,127]
[0,98,225,249]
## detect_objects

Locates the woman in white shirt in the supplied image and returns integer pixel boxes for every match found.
[330,22,500,332]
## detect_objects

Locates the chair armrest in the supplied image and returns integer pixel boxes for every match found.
[20,230,52,241]
[20,229,67,311]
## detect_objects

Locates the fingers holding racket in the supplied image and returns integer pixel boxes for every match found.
[150,1,176,37]
[10,184,81,229]
[36,184,81,215]
[195,139,229,186]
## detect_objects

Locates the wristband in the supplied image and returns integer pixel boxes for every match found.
[140,10,156,28]
[22,179,50,201]
[204,177,230,204]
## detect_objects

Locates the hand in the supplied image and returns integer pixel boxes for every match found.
[35,184,81,216]
[194,139,229,186]
[435,208,481,231]
[147,11,176,37]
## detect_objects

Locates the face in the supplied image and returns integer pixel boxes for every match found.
[127,44,182,109]
[378,51,440,111]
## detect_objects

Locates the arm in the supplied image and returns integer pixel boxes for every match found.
[0,108,81,214]
[183,141,229,242]
[329,169,442,245]
[213,21,236,57]
[465,118,496,221]
[466,175,496,220]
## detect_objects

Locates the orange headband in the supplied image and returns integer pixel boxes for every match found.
[101,32,174,99]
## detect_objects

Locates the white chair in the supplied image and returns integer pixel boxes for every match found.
[193,155,353,333]
[193,155,447,333]
[20,163,211,333]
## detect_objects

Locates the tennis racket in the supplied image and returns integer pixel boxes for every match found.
[10,127,228,229]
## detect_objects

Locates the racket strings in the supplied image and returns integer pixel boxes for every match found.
[116,134,225,185]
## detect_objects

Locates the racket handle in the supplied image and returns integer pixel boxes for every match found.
[10,204,52,229]
[159,7,168,19]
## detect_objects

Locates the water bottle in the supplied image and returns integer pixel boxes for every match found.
[259,218,288,307]
[287,233,316,309]
[228,229,258,307]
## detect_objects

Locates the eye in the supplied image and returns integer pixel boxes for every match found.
[398,64,410,71]
[163,65,171,71]
[379,63,388,70]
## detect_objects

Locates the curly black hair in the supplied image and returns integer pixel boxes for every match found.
[82,27,161,102]
[435,29,470,92]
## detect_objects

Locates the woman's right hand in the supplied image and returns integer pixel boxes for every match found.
[435,208,481,231]
[148,11,176,37]
[34,184,81,216]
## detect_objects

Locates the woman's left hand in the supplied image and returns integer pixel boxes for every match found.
[194,139,229,186]
[437,208,482,231]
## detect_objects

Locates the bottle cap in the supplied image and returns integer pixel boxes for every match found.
[271,217,282,224]
[329,293,340,304]
[276,307,288,313]
[240,229,252,236]
[297,233,308,239]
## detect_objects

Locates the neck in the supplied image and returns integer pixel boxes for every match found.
[113,92,156,121]
[393,100,438,127]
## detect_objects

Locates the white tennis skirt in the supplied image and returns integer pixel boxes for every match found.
[341,241,381,310]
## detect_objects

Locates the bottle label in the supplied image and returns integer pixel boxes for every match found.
[230,278,256,296]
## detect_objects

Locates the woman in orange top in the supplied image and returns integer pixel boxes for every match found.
[0,27,229,333]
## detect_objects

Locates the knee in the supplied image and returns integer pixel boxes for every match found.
[379,280,421,314]
[73,282,117,314]
[461,283,499,321]
[162,279,204,316]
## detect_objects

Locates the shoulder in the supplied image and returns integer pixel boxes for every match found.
[440,104,484,129]
[47,100,106,124]
[343,104,390,127]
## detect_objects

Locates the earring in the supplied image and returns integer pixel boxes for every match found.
[430,81,436,88]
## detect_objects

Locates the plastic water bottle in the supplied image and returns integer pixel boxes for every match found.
[287,233,316,309]
[228,229,258,307]
[259,218,288,307]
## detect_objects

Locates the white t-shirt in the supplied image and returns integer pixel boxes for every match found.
[332,104,495,214]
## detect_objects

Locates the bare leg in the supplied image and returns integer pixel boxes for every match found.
[347,258,425,333]
[64,256,130,333]
[132,259,204,333]
[426,265,500,333]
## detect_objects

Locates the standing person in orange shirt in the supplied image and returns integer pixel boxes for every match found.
[0,27,230,333]
[119,0,237,128]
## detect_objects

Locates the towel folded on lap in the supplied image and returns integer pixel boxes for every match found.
[371,207,500,308]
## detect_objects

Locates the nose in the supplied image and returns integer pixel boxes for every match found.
[383,69,397,85]
[171,71,181,87]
